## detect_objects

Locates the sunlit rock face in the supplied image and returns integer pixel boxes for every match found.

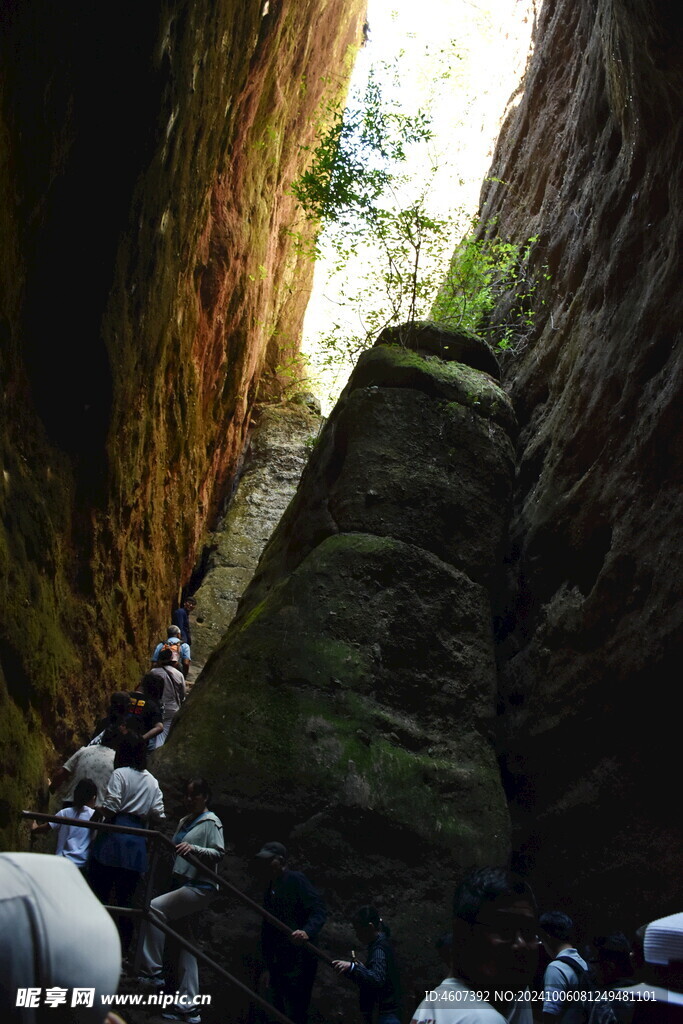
[479,0,683,924]
[155,324,517,1008]
[190,395,322,668]
[0,0,365,844]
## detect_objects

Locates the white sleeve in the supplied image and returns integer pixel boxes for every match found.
[49,808,69,831]
[62,749,81,773]
[102,770,124,812]
[150,782,165,821]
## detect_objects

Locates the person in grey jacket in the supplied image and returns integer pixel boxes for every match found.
[138,778,224,1023]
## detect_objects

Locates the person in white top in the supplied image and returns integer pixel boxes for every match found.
[30,778,98,871]
[88,733,165,954]
[410,866,538,1024]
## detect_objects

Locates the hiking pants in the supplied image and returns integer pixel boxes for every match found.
[140,884,213,1008]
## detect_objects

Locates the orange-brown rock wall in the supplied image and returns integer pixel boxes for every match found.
[0,0,365,845]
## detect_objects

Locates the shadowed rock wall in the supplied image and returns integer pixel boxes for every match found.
[478,0,683,927]
[155,326,517,1012]
[0,0,365,844]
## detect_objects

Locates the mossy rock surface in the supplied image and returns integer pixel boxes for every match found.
[154,338,515,1009]
[352,343,517,436]
[240,344,515,614]
[157,531,508,853]
[375,321,502,379]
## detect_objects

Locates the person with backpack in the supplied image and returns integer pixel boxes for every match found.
[127,673,165,750]
[333,905,402,1024]
[149,648,187,746]
[152,624,191,678]
[540,911,596,1023]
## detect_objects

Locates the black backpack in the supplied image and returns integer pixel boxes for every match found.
[551,955,601,1024]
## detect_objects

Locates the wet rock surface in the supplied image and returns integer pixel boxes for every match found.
[478,0,683,926]
[155,330,517,1015]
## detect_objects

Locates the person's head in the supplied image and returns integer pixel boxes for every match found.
[255,841,287,881]
[451,866,538,992]
[184,597,196,611]
[108,692,130,721]
[593,933,634,987]
[73,778,98,810]
[100,726,121,751]
[539,910,575,955]
[186,778,211,814]
[158,648,174,665]
[114,733,147,771]
[351,905,384,944]
[141,672,164,703]
[168,625,181,638]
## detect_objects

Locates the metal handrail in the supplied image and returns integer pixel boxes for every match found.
[145,907,296,1024]
[22,810,334,964]
[22,810,330,1023]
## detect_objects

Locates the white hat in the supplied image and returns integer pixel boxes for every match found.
[644,911,683,966]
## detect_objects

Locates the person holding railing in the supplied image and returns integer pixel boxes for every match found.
[138,778,224,1024]
[332,905,403,1024]
[29,777,99,875]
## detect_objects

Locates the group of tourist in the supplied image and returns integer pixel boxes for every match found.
[22,597,683,1024]
[408,869,683,1024]
[29,604,218,1022]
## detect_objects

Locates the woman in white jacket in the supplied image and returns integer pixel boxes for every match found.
[138,778,224,1024]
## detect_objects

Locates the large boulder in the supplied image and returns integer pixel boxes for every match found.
[155,328,517,1013]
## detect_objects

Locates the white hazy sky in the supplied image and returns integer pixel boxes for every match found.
[301,0,538,410]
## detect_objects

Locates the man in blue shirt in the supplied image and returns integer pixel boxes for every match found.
[540,911,591,1022]
[151,625,191,678]
[172,596,196,645]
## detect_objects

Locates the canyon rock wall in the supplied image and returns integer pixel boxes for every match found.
[190,394,322,668]
[154,325,517,1012]
[0,0,365,845]
[479,0,683,928]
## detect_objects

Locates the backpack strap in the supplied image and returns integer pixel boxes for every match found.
[554,956,591,984]
[162,666,185,704]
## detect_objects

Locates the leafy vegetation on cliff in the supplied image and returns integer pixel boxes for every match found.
[292,58,547,397]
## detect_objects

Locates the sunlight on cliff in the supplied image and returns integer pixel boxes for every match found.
[301,0,540,412]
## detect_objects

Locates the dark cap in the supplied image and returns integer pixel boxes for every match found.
[256,841,287,861]
[158,649,174,664]
[109,692,130,711]
[594,933,632,955]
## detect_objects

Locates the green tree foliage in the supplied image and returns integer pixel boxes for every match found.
[431,223,547,351]
[293,59,548,401]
